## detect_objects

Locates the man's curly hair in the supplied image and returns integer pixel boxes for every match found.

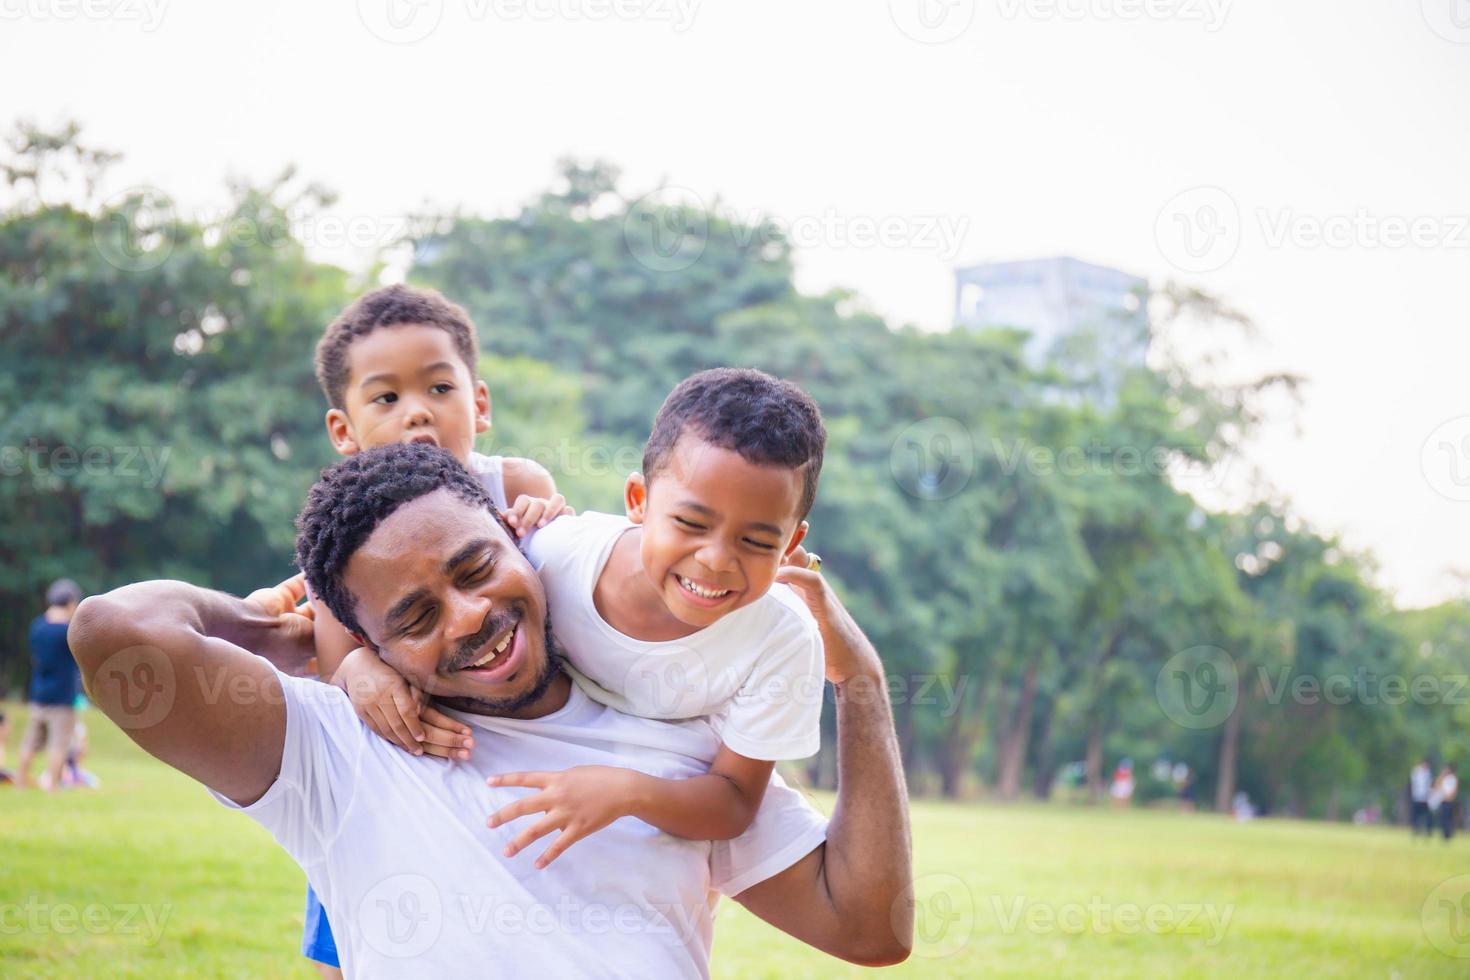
[294,442,513,637]
[643,367,827,520]
[314,284,480,410]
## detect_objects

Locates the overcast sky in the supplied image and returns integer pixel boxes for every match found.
[4,0,1467,607]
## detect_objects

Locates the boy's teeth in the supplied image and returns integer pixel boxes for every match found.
[678,575,730,600]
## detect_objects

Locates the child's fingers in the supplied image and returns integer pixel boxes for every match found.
[391,690,427,743]
[504,815,561,858]
[486,790,550,828]
[420,706,473,738]
[420,721,473,760]
[535,830,580,869]
[380,706,424,755]
[487,771,552,790]
[420,741,465,761]
[537,495,566,528]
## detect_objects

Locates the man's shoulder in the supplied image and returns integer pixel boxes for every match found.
[745,584,820,639]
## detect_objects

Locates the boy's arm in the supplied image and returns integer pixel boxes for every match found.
[67,577,313,806]
[486,746,773,866]
[310,595,359,683]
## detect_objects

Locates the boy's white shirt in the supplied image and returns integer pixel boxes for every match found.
[525,511,824,763]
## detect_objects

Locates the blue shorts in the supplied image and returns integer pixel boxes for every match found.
[302,885,339,967]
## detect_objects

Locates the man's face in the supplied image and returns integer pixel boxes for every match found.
[342,489,556,716]
[328,323,490,465]
[632,433,808,629]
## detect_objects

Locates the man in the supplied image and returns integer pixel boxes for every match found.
[1410,757,1433,837]
[1434,763,1458,842]
[69,444,913,976]
[17,578,83,791]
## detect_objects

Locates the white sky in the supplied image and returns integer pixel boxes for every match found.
[4,0,1467,607]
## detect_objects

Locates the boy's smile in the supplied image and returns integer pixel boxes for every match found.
[326,323,490,464]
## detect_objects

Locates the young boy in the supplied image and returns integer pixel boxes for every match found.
[349,367,828,868]
[299,283,570,976]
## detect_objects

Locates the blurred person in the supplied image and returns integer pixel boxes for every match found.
[1433,764,1458,842]
[1410,757,1433,837]
[0,699,11,784]
[1110,758,1135,808]
[16,578,83,791]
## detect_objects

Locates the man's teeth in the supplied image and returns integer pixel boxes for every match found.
[466,626,515,669]
[678,575,731,600]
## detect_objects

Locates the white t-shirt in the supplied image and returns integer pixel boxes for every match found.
[467,451,510,511]
[526,511,824,762]
[212,671,827,979]
[1412,764,1432,802]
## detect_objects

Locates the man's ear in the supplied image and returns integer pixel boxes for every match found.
[624,472,648,524]
[474,380,492,435]
[783,520,810,559]
[325,409,360,456]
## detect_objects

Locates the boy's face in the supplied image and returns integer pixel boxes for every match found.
[627,432,808,629]
[326,323,489,465]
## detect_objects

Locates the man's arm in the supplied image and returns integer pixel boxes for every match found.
[731,567,914,967]
[68,578,313,806]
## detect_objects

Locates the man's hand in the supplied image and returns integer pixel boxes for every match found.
[502,494,574,539]
[335,647,474,760]
[486,766,638,868]
[774,563,880,686]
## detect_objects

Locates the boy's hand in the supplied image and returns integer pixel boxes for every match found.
[502,494,574,539]
[336,647,475,760]
[486,766,639,868]
[242,573,317,672]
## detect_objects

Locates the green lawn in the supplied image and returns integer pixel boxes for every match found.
[2,702,1467,978]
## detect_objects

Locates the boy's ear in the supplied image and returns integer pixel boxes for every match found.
[783,520,810,558]
[325,409,360,456]
[624,472,648,524]
[474,380,492,435]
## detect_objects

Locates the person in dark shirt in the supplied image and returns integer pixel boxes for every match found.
[18,579,83,791]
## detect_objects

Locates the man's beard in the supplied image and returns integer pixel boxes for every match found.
[434,616,567,717]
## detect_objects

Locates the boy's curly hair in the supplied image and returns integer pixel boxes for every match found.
[314,284,480,410]
[643,368,827,520]
[294,442,512,637]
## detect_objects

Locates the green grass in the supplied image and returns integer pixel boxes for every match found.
[3,702,1467,978]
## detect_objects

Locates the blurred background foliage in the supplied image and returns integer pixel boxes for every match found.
[3,123,1466,822]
